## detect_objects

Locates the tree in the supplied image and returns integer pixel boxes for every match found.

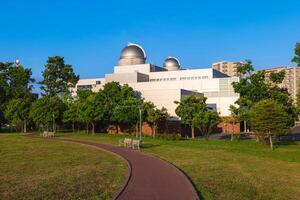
[292,42,300,109]
[175,94,209,139]
[4,98,31,133]
[7,65,35,99]
[40,56,79,97]
[0,62,35,128]
[250,99,291,150]
[146,105,169,138]
[232,60,297,131]
[99,82,137,132]
[114,97,142,137]
[226,105,241,141]
[29,96,65,132]
[193,110,220,140]
[291,42,300,66]
[63,100,79,132]
[0,62,10,126]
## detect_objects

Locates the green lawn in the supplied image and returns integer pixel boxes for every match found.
[0,134,127,200]
[59,133,300,200]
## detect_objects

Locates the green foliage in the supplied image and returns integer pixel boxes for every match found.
[155,134,183,140]
[29,96,66,130]
[232,60,297,129]
[236,59,254,75]
[0,62,35,128]
[145,102,169,137]
[4,99,31,132]
[193,110,221,140]
[291,42,300,66]
[250,99,291,149]
[40,56,79,97]
[270,70,285,84]
[114,97,142,130]
[175,93,219,139]
[250,99,290,136]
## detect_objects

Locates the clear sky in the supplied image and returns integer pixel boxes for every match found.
[1,0,300,92]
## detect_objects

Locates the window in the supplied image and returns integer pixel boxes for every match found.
[96,80,101,85]
[77,85,92,91]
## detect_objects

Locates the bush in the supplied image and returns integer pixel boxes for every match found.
[156,134,184,141]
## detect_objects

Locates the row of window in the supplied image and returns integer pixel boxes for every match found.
[149,78,177,82]
[180,76,209,80]
[149,76,210,82]
[77,85,92,90]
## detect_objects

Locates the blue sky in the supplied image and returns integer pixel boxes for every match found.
[0,0,300,92]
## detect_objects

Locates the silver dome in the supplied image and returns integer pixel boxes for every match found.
[164,56,180,71]
[118,43,146,66]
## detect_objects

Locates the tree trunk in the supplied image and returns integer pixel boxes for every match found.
[72,122,75,133]
[20,124,23,133]
[191,126,195,139]
[256,135,260,142]
[24,120,27,133]
[153,124,157,138]
[135,123,139,138]
[269,134,273,150]
[92,123,95,135]
[116,123,119,134]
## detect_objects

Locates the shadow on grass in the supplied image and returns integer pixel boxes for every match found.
[278,141,297,146]
[141,143,160,149]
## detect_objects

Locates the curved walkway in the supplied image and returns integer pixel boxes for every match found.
[59,138,199,200]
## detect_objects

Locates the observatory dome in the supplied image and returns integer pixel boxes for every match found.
[118,43,146,66]
[164,57,180,71]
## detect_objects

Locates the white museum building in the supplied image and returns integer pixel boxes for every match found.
[72,43,239,118]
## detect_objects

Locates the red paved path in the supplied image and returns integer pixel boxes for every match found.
[60,139,199,200]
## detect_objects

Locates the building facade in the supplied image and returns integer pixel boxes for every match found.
[73,43,240,117]
[265,66,300,101]
[212,61,243,77]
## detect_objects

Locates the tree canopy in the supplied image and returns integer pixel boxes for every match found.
[40,56,79,97]
[232,60,297,129]
[250,99,291,149]
[291,42,300,66]
[175,94,219,139]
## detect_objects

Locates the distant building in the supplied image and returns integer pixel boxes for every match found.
[265,66,300,101]
[72,43,240,117]
[212,61,243,77]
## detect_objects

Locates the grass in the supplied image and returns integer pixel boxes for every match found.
[58,132,300,200]
[0,134,127,200]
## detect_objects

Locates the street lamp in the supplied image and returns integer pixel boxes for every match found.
[15,59,20,67]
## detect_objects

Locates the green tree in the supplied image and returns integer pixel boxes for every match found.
[40,56,79,97]
[146,105,169,138]
[114,97,142,137]
[100,82,136,132]
[232,60,297,130]
[7,65,35,99]
[175,94,208,139]
[226,105,242,141]
[193,110,220,140]
[291,42,300,66]
[292,42,300,110]
[63,100,79,132]
[76,90,94,133]
[0,62,35,127]
[0,62,10,126]
[4,98,32,133]
[250,99,291,150]
[30,96,65,132]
